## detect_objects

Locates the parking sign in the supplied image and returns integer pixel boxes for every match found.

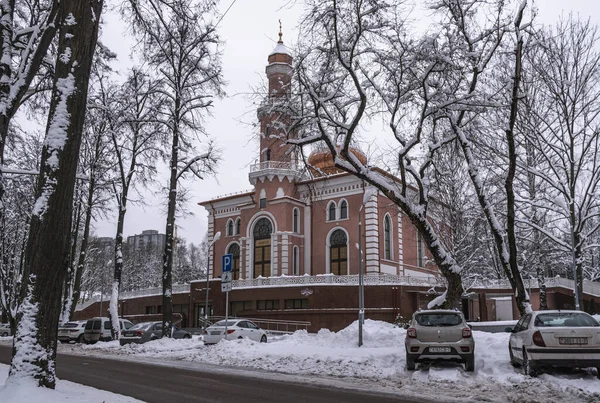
[222,254,233,272]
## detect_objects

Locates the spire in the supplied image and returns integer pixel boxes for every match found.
[269,19,292,58]
[278,19,283,44]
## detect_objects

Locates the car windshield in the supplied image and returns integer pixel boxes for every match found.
[129,322,153,330]
[415,313,463,327]
[534,312,599,327]
[61,322,79,328]
[214,320,238,327]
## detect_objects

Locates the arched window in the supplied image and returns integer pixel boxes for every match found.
[292,246,299,275]
[253,218,272,278]
[330,229,348,275]
[328,201,337,221]
[235,218,241,235]
[228,243,241,280]
[384,214,392,260]
[226,219,233,236]
[293,208,299,233]
[266,148,271,161]
[340,200,348,219]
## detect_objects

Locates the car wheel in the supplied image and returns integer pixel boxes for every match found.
[1,332,8,337]
[77,334,84,344]
[465,354,475,372]
[260,335,267,343]
[509,344,520,368]
[183,334,191,339]
[405,355,416,371]
[523,349,538,377]
[596,367,600,380]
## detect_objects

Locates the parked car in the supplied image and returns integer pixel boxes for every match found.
[404,309,475,371]
[506,310,600,377]
[84,317,134,344]
[120,321,192,346]
[203,319,267,344]
[58,321,87,343]
[0,323,11,337]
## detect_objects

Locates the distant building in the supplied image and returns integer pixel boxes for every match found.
[126,230,166,252]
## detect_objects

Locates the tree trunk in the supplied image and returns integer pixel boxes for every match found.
[162,116,180,338]
[70,161,98,318]
[503,15,529,316]
[110,205,126,339]
[61,192,83,324]
[9,1,103,388]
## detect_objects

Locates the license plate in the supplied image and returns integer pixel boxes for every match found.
[559,337,588,345]
[210,331,221,335]
[429,347,451,353]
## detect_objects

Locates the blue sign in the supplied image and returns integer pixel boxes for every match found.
[222,254,233,272]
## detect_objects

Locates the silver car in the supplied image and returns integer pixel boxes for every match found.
[404,309,475,371]
[506,310,600,378]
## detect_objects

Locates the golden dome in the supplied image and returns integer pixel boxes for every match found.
[307,146,368,177]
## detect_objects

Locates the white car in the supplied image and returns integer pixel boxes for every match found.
[0,323,11,337]
[203,319,267,344]
[506,310,600,377]
[58,321,87,343]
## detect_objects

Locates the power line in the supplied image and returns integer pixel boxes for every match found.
[215,0,238,29]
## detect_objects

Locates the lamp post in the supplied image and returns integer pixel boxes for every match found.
[358,187,377,347]
[204,231,221,332]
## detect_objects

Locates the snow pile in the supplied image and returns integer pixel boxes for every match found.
[68,319,600,402]
[0,364,142,403]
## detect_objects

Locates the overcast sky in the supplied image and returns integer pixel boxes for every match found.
[93,0,600,245]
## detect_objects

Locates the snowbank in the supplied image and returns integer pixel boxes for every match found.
[59,319,600,402]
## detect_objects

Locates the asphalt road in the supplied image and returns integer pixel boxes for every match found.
[0,345,420,403]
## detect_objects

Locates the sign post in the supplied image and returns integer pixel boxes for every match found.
[221,254,233,339]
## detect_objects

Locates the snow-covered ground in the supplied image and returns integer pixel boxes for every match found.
[1,320,599,402]
[0,363,143,403]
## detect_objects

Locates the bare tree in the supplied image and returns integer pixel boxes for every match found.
[0,1,59,243]
[519,17,600,309]
[107,68,165,339]
[125,0,223,336]
[9,1,103,388]
[0,129,41,332]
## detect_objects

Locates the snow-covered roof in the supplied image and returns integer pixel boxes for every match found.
[269,42,292,56]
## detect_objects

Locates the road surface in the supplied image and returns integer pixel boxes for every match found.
[0,345,423,402]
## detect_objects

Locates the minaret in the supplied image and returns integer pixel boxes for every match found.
[258,22,294,165]
[249,22,300,185]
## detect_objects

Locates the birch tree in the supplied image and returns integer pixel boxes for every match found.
[9,1,103,388]
[125,0,223,337]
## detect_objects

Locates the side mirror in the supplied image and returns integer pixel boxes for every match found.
[504,327,514,333]
[403,324,410,330]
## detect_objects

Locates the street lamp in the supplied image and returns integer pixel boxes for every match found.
[204,231,221,333]
[358,187,377,347]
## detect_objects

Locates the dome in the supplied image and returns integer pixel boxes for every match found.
[307,146,368,177]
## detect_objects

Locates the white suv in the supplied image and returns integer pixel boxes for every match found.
[84,317,133,343]
[58,321,87,343]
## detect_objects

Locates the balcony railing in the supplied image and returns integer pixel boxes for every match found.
[232,273,446,289]
[249,161,298,173]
